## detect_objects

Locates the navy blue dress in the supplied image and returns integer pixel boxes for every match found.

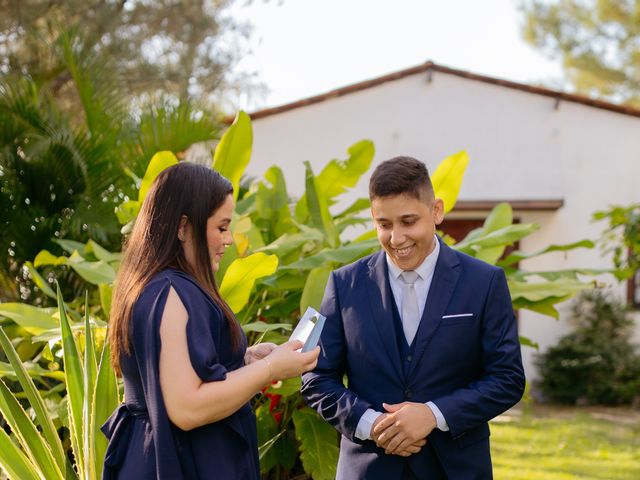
[101,269,260,479]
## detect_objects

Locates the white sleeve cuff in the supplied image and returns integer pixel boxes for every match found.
[426,401,449,431]
[355,408,384,440]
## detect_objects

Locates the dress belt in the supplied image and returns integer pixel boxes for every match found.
[101,403,149,471]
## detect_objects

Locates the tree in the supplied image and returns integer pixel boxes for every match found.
[0,29,222,302]
[519,0,640,106]
[0,0,255,107]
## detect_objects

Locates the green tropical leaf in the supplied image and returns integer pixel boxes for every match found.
[510,268,608,281]
[33,250,67,267]
[292,407,339,480]
[99,283,113,318]
[31,319,108,343]
[0,328,66,472]
[335,198,371,219]
[259,166,289,211]
[256,405,279,470]
[498,239,596,267]
[508,279,592,303]
[213,111,252,202]
[67,252,117,285]
[302,161,340,248]
[473,246,506,265]
[138,151,179,202]
[219,253,279,313]
[519,335,539,349]
[255,166,295,239]
[231,214,266,252]
[131,102,219,177]
[266,376,301,398]
[455,224,540,252]
[23,261,56,299]
[259,272,307,291]
[33,249,117,285]
[256,230,325,258]
[431,150,469,213]
[83,295,98,480]
[0,303,57,334]
[54,239,86,255]
[0,380,64,479]
[56,284,86,478]
[481,203,513,233]
[300,266,332,312]
[0,427,42,480]
[335,216,371,234]
[466,205,514,264]
[0,361,65,382]
[512,296,570,319]
[295,141,374,222]
[242,322,292,334]
[314,140,374,202]
[86,240,121,263]
[92,339,120,480]
[281,239,379,271]
[115,200,141,226]
[353,229,377,242]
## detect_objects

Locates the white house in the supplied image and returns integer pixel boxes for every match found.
[244,61,640,381]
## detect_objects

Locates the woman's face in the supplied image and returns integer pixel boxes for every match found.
[180,194,235,273]
[205,194,235,273]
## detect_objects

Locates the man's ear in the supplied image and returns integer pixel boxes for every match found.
[177,215,188,242]
[433,198,445,226]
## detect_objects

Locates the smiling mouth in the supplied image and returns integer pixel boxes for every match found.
[392,245,414,257]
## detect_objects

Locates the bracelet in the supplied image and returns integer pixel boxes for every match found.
[262,357,274,382]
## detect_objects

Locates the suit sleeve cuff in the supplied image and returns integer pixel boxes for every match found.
[426,401,449,431]
[355,408,383,440]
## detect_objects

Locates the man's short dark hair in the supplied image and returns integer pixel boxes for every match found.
[369,156,434,202]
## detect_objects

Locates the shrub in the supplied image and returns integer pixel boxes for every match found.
[535,289,640,405]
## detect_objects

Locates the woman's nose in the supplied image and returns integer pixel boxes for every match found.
[225,230,234,246]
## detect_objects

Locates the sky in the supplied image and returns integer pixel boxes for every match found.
[229,0,565,111]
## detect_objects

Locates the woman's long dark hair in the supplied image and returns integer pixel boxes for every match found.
[109,162,240,375]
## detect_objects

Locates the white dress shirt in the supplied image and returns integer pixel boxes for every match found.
[355,236,449,440]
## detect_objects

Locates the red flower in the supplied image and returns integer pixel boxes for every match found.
[265,393,282,412]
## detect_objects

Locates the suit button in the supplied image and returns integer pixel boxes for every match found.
[404,390,412,399]
[406,355,412,362]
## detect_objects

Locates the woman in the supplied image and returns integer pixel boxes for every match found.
[102,162,319,479]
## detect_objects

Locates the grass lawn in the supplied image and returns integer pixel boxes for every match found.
[491,404,640,480]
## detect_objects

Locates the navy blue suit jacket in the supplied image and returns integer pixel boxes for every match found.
[301,238,525,480]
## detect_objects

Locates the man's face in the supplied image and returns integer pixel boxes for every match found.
[371,193,444,271]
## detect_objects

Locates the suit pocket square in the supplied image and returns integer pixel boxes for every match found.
[442,313,474,319]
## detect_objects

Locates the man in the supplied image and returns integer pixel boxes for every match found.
[301,156,525,479]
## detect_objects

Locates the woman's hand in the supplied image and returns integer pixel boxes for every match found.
[262,341,320,381]
[244,342,277,365]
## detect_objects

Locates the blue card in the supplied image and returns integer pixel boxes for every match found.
[289,306,326,352]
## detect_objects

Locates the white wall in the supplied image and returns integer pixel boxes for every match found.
[249,70,640,381]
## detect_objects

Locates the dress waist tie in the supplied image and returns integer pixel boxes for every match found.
[101,403,149,473]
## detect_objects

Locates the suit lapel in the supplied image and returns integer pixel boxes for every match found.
[407,239,461,380]
[365,251,404,380]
